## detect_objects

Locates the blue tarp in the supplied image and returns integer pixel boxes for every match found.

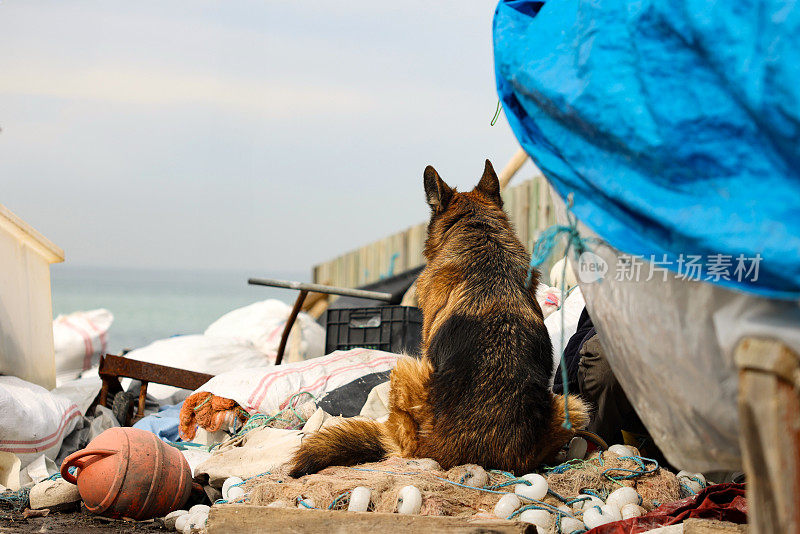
[133,402,182,442]
[493,0,800,299]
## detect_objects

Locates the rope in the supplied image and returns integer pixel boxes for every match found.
[226,391,319,442]
[490,100,502,126]
[328,491,351,510]
[527,193,601,429]
[297,496,315,509]
[0,490,30,512]
[213,471,271,505]
[193,395,212,412]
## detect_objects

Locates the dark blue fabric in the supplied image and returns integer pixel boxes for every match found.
[493,0,800,299]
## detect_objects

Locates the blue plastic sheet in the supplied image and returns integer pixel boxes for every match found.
[493,0,800,299]
[133,401,182,442]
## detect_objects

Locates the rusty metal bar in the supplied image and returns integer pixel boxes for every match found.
[135,381,148,423]
[248,278,393,302]
[275,290,308,365]
[98,354,214,391]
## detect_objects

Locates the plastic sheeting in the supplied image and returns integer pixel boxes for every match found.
[493,0,800,299]
[552,192,800,471]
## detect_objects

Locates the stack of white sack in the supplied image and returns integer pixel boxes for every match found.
[118,299,326,405]
[204,299,325,363]
[0,376,81,489]
[53,309,113,386]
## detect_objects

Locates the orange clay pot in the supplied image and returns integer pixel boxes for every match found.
[60,427,192,519]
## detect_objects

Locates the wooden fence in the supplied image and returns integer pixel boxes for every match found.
[312,172,559,288]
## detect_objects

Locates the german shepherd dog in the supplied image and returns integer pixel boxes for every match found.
[289,160,588,476]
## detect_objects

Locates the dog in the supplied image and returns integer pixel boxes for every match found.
[289,160,588,477]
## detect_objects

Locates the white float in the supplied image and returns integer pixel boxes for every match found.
[518,508,553,530]
[621,503,646,519]
[397,485,422,514]
[494,493,522,518]
[515,473,548,501]
[348,486,372,512]
[461,465,489,487]
[222,476,244,500]
[606,486,640,509]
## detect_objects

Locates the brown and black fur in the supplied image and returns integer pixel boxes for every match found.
[290,160,588,477]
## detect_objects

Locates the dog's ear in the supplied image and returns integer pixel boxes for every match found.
[476,159,502,207]
[424,165,454,213]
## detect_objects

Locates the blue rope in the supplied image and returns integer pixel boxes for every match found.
[297,496,315,509]
[527,194,601,429]
[602,456,659,482]
[328,491,351,510]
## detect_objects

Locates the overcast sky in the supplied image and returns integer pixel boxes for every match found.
[1,1,529,275]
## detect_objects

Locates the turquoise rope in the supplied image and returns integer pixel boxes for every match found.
[328,491,351,510]
[527,194,601,429]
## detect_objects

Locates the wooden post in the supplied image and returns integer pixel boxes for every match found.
[736,337,800,534]
[206,505,534,534]
[498,147,529,190]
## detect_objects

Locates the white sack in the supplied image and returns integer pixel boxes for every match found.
[205,299,325,363]
[196,349,400,415]
[53,309,113,385]
[0,376,81,470]
[535,283,563,319]
[121,335,271,404]
[544,287,586,380]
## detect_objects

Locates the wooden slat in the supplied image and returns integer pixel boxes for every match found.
[311,176,559,287]
[736,338,800,534]
[206,505,534,534]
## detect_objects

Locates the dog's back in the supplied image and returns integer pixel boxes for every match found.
[412,160,580,471]
[289,161,587,477]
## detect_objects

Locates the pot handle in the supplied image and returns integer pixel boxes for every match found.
[60,448,117,485]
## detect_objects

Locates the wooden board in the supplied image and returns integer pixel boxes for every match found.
[736,337,800,534]
[206,506,535,534]
[312,176,556,288]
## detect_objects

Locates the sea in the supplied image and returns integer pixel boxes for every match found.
[50,265,308,354]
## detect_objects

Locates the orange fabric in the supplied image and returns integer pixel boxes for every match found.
[178,392,248,441]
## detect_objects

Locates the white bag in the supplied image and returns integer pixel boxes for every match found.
[121,335,272,404]
[205,299,325,363]
[53,309,113,385]
[0,377,81,470]
[535,283,562,319]
[544,287,586,380]
[195,349,400,415]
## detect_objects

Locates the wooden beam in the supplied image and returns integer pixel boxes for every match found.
[206,505,535,534]
[736,337,800,534]
[498,148,528,190]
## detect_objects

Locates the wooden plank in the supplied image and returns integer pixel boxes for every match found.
[408,223,427,267]
[206,505,534,534]
[512,182,529,246]
[736,337,800,534]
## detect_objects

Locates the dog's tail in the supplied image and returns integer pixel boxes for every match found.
[289,418,393,478]
[550,393,591,443]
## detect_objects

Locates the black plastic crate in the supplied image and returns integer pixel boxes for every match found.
[325,306,423,355]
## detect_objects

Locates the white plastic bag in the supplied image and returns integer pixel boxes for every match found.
[205,299,325,363]
[53,309,113,385]
[121,335,271,404]
[0,377,81,470]
[195,348,400,415]
[544,287,586,380]
[535,283,562,319]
